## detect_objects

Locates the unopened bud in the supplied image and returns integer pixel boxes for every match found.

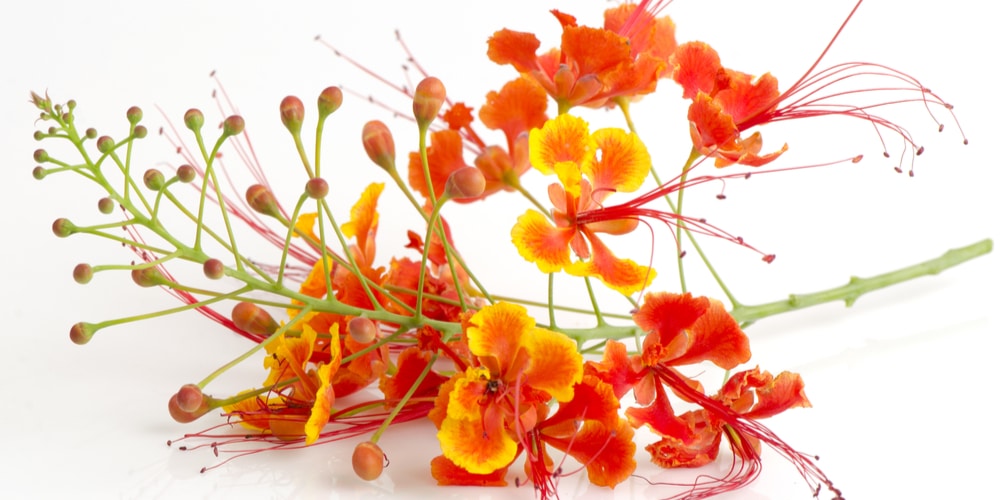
[33,130,45,141]
[96,136,115,153]
[362,120,396,171]
[175,384,205,413]
[143,169,165,190]
[222,115,245,136]
[33,149,49,162]
[352,441,386,481]
[126,106,143,124]
[305,177,329,199]
[73,263,93,284]
[85,128,98,139]
[70,322,97,345]
[131,267,165,287]
[51,218,75,238]
[245,184,282,218]
[444,167,486,200]
[348,317,377,344]
[133,125,148,139]
[97,197,115,214]
[168,392,211,423]
[317,86,343,118]
[231,301,279,336]
[184,109,204,131]
[32,166,46,180]
[280,96,305,134]
[176,165,196,183]
[413,77,446,128]
[203,258,225,279]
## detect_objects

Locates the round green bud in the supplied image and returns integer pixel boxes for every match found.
[70,322,97,345]
[32,166,47,180]
[222,115,245,136]
[85,128,98,139]
[184,108,204,131]
[131,267,164,287]
[66,99,77,110]
[73,263,93,284]
[97,197,115,214]
[96,136,115,153]
[51,218,75,237]
[33,149,49,162]
[176,164,196,183]
[305,177,329,199]
[126,106,143,124]
[134,125,148,139]
[33,131,45,141]
[143,169,165,190]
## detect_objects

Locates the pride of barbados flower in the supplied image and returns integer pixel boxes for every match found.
[511,114,654,295]
[28,0,992,499]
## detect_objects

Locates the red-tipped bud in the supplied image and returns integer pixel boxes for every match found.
[413,77,446,127]
[176,165,196,183]
[317,86,343,118]
[168,392,211,423]
[444,167,486,200]
[175,384,205,413]
[352,441,386,481]
[133,125,148,139]
[222,115,245,136]
[203,258,225,280]
[32,166,46,180]
[33,149,49,162]
[85,127,98,139]
[126,106,143,124]
[143,168,165,190]
[306,177,329,199]
[70,322,97,345]
[348,317,378,344]
[362,120,396,171]
[33,130,45,141]
[97,197,115,214]
[73,263,93,284]
[51,218,75,237]
[245,184,282,218]
[231,301,279,336]
[131,267,165,287]
[96,136,115,153]
[184,109,204,131]
[280,96,305,134]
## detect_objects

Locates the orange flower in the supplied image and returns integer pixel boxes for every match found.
[487,2,676,110]
[511,114,655,294]
[432,302,582,478]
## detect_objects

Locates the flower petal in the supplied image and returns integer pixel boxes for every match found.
[586,127,651,194]
[528,114,593,175]
[522,327,583,402]
[511,209,576,273]
[671,42,723,99]
[466,303,533,373]
[407,130,468,200]
[438,414,517,475]
[565,231,654,295]
[479,76,549,149]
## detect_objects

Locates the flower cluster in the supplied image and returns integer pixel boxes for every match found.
[30,1,987,499]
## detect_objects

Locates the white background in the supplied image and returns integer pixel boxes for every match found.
[1,1,996,499]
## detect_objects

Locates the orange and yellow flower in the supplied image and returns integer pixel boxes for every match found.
[511,114,654,294]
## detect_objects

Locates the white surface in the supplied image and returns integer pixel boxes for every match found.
[1,1,996,499]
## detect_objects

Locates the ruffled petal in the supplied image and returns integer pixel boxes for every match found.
[511,209,576,273]
[438,414,517,475]
[487,28,541,73]
[586,127,651,194]
[407,130,468,200]
[479,76,549,148]
[565,232,654,295]
[466,303,533,372]
[522,327,583,402]
[671,42,723,99]
[528,114,593,175]
[340,182,384,262]
[431,455,509,486]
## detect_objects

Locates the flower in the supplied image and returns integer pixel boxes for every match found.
[487,2,676,110]
[431,302,582,478]
[511,114,655,294]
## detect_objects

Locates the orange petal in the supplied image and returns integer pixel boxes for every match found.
[447,367,491,421]
[528,114,593,175]
[340,182,384,261]
[565,232,654,295]
[442,102,474,130]
[431,455,509,486]
[293,212,319,241]
[467,303,533,373]
[438,414,517,475]
[487,28,541,73]
[479,77,549,149]
[511,210,576,273]
[561,25,631,77]
[722,368,811,420]
[716,70,780,125]
[545,418,636,487]
[668,299,750,369]
[586,127,651,193]
[522,327,583,402]
[304,361,335,444]
[671,42,723,100]
[645,424,722,469]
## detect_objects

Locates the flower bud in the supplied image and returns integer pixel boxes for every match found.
[175,384,205,413]
[70,322,97,345]
[362,120,396,172]
[33,149,49,162]
[32,166,46,180]
[73,263,93,284]
[51,218,76,238]
[413,77,446,128]
[168,392,211,423]
[33,130,45,141]
[352,441,386,481]
[317,86,343,118]
[444,167,486,200]
[348,317,377,344]
[305,177,329,200]
[96,136,115,153]
[131,267,165,287]
[203,258,225,280]
[133,125,148,139]
[176,164,196,183]
[280,96,305,134]
[143,168,165,190]
[126,106,143,124]
[245,184,282,218]
[97,197,115,214]
[184,108,204,131]
[222,115,245,136]
[85,127,98,139]
[231,301,279,336]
